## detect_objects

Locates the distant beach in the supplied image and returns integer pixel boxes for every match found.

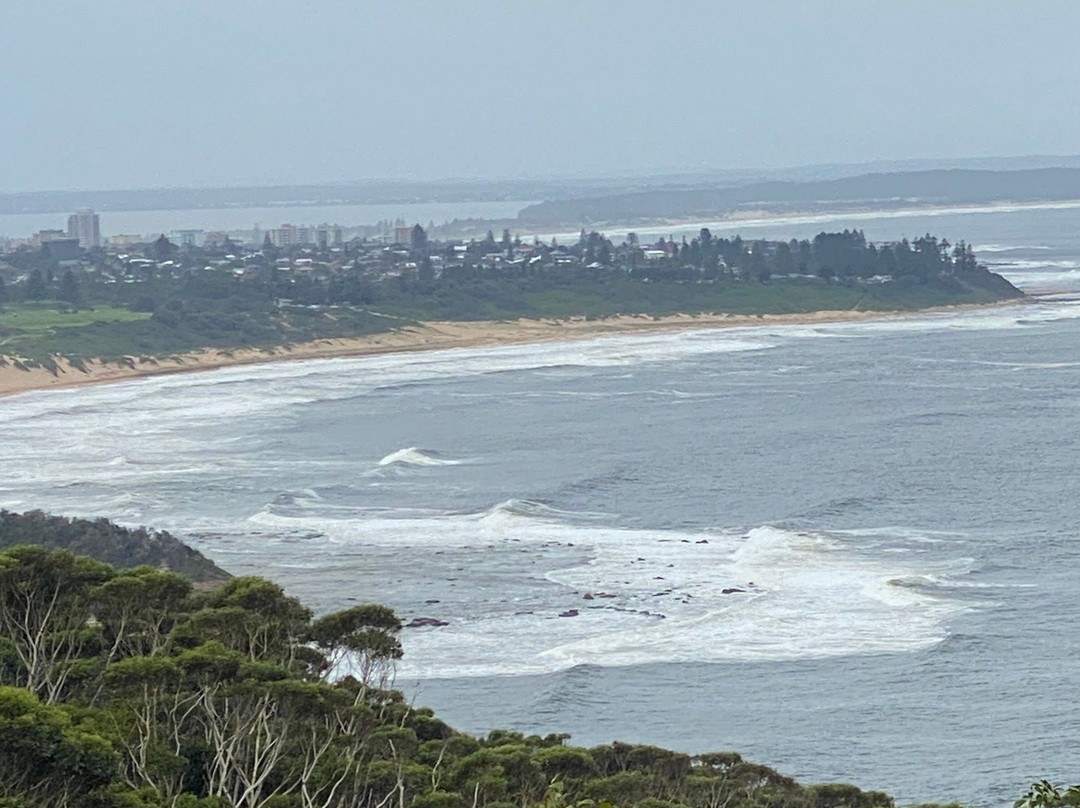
[0,300,1023,399]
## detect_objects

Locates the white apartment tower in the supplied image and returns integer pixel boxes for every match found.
[67,209,101,249]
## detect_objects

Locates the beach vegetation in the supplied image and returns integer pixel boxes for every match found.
[1015,782,1080,808]
[0,510,229,586]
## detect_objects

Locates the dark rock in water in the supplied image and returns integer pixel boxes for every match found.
[424,599,441,604]
[722,587,746,595]
[582,593,594,600]
[653,576,665,580]
[406,617,449,628]
[559,609,579,617]
[696,539,709,544]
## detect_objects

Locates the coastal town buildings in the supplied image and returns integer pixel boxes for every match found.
[107,235,143,248]
[33,229,68,246]
[67,209,101,249]
[171,230,205,248]
[268,223,344,248]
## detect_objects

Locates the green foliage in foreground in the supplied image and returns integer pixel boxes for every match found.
[0,542,909,808]
[0,510,229,586]
[1015,782,1080,808]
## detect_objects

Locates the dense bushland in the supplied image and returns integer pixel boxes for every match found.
[0,539,903,808]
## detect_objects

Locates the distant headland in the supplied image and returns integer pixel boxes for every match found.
[0,226,1022,397]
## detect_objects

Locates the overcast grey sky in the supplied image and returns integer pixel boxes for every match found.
[3,1,1080,192]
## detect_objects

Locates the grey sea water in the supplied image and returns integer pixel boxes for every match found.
[3,206,1080,806]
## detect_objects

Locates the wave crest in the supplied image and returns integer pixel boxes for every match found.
[377,447,461,467]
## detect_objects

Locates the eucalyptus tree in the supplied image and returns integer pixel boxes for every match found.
[0,547,111,702]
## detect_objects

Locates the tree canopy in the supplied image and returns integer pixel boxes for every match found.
[0,542,912,808]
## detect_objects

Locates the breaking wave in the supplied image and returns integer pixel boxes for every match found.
[377,448,462,467]
[242,501,976,679]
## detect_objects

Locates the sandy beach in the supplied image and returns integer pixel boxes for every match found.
[0,302,1023,399]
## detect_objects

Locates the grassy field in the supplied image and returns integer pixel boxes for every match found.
[0,299,396,362]
[0,303,150,350]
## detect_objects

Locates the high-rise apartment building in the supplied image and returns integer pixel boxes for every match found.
[67,209,101,249]
[171,229,204,248]
[268,224,299,248]
[267,223,343,249]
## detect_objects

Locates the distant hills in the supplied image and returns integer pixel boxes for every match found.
[516,168,1080,227]
[6,156,1080,218]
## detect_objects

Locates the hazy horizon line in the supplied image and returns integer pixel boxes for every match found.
[6,153,1080,198]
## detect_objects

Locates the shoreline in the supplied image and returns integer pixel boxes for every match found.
[0,300,1026,399]
[525,198,1080,241]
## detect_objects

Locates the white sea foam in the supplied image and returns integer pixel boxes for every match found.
[986,259,1080,271]
[0,329,776,430]
[973,244,1052,253]
[0,293,1066,527]
[377,448,462,467]
[0,284,1066,454]
[998,270,1080,292]
[243,502,972,678]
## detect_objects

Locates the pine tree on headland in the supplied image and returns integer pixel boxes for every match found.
[25,269,47,301]
[149,235,177,261]
[410,223,428,251]
[59,270,80,305]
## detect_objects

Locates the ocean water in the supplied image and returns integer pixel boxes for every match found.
[3,206,1080,805]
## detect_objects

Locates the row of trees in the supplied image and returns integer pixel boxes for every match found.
[0,540,908,808]
[557,230,986,284]
[0,268,80,304]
